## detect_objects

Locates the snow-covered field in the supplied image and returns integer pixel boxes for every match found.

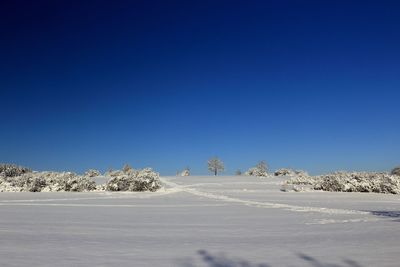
[1,175,399,267]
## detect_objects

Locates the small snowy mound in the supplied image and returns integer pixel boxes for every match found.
[105,168,162,192]
[285,172,400,194]
[0,171,97,192]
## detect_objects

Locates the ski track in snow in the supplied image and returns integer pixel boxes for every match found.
[306,218,381,225]
[160,178,384,224]
[0,203,227,208]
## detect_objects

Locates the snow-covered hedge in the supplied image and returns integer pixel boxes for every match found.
[0,164,31,178]
[105,168,162,192]
[245,161,269,177]
[0,171,97,192]
[284,172,400,194]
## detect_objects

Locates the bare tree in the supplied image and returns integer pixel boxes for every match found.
[208,157,224,176]
[256,161,268,173]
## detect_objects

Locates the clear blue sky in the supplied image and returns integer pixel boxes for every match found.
[1,1,399,175]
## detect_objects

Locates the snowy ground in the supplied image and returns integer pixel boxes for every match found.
[0,175,399,267]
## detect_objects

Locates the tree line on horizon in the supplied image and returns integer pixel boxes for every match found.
[176,157,268,177]
[177,157,400,177]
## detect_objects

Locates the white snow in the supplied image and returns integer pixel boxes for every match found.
[0,175,399,267]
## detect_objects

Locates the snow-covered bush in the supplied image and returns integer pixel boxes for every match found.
[274,168,309,177]
[274,168,293,176]
[378,175,400,194]
[105,168,161,192]
[0,171,97,192]
[315,172,400,194]
[44,172,97,192]
[284,171,400,194]
[235,169,242,175]
[245,161,268,177]
[284,175,318,186]
[180,168,190,176]
[391,167,400,176]
[0,163,31,178]
[84,169,101,177]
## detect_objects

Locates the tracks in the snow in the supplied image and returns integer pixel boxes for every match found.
[160,178,383,224]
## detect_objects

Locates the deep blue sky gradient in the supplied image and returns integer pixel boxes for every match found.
[1,1,399,175]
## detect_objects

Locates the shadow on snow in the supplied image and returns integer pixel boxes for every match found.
[178,250,364,267]
[369,210,400,218]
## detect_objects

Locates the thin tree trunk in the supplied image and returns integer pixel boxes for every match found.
[214,169,217,176]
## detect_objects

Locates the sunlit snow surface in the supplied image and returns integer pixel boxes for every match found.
[0,175,399,267]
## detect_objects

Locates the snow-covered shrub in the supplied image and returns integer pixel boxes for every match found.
[84,169,101,177]
[281,183,313,192]
[44,172,97,192]
[284,175,318,186]
[274,168,309,177]
[315,172,400,194]
[391,167,400,176]
[105,168,161,192]
[0,163,31,178]
[245,161,268,177]
[379,175,400,194]
[235,169,242,175]
[0,171,97,192]
[274,168,293,176]
[285,171,400,194]
[180,168,190,176]
[1,173,46,192]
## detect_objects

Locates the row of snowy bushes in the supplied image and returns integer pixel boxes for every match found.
[0,171,97,192]
[0,164,162,193]
[284,171,400,194]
